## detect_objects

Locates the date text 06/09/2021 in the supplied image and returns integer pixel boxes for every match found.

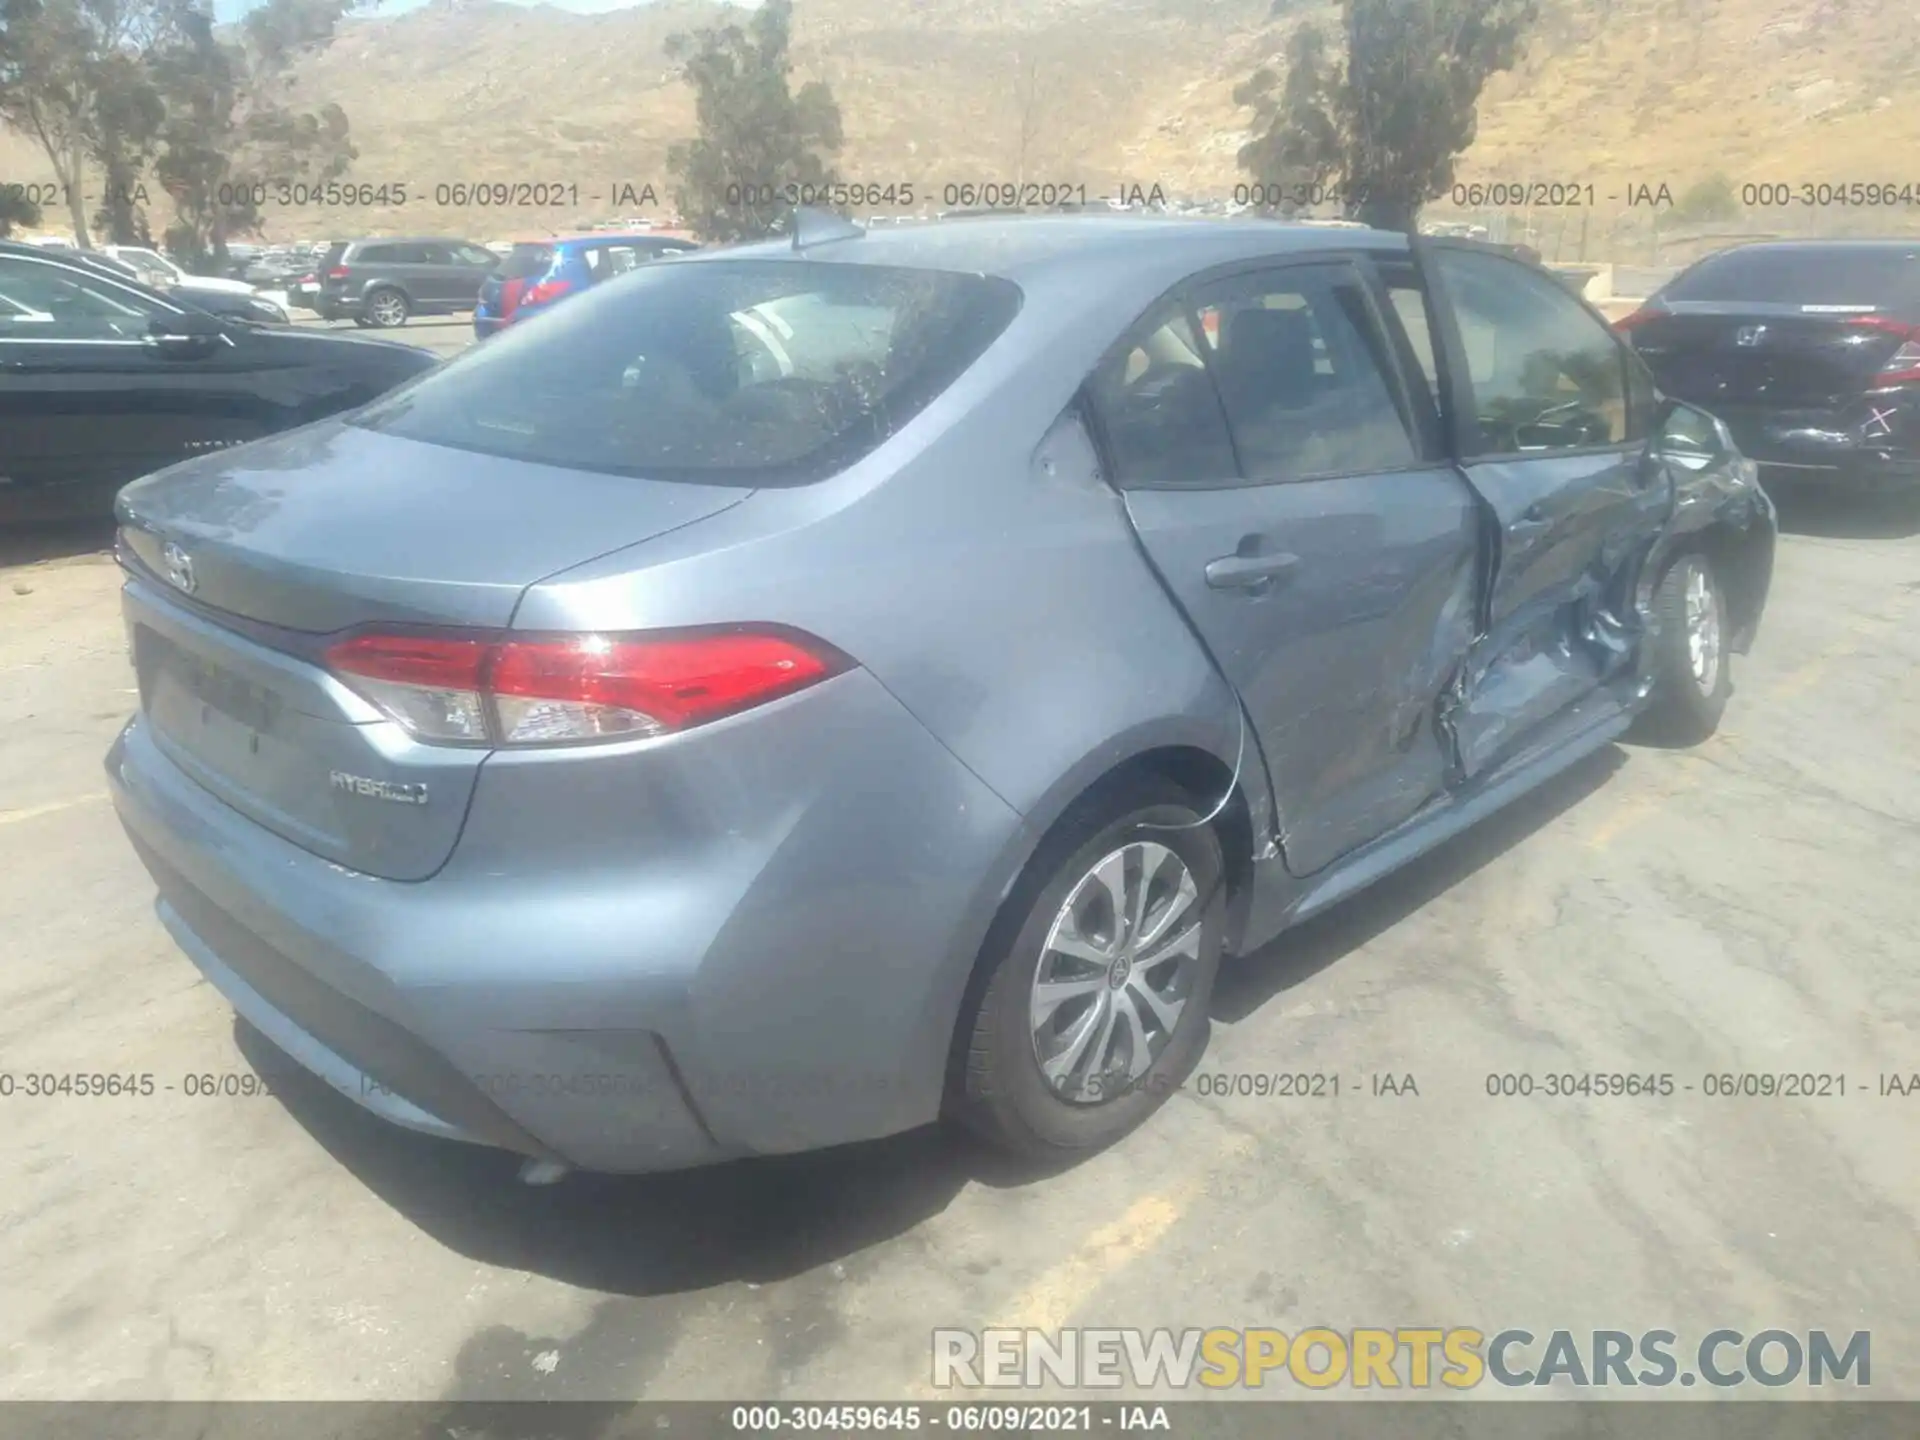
[727,1404,1167,1432]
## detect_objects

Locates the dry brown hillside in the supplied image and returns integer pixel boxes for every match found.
[2,0,1916,247]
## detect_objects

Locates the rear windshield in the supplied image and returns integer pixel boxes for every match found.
[1666,247,1920,307]
[500,243,554,279]
[353,260,1024,485]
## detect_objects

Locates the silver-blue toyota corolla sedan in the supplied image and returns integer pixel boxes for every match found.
[106,215,1775,1176]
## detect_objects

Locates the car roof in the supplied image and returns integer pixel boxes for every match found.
[344,236,475,248]
[1702,239,1920,257]
[555,233,697,247]
[698,213,1410,288]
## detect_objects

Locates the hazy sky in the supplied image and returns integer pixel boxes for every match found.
[214,0,675,21]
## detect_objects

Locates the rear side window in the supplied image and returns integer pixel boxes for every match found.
[583,245,644,281]
[1086,304,1238,488]
[354,259,1023,485]
[1666,247,1920,307]
[500,244,554,280]
[359,243,429,265]
[1190,262,1420,481]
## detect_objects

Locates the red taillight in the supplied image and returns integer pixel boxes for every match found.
[324,634,492,742]
[327,633,489,690]
[1848,315,1920,384]
[1844,315,1916,338]
[323,628,843,746]
[326,266,349,279]
[1612,306,1661,333]
[524,278,573,306]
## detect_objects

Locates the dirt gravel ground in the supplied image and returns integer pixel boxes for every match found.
[1,491,1918,1404]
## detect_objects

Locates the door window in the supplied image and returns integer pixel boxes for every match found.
[1085,304,1238,488]
[0,255,169,341]
[1430,247,1628,457]
[1191,264,1421,481]
[585,245,648,281]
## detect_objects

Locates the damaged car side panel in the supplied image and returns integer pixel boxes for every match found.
[1193,240,1775,957]
[1415,241,1678,782]
[1440,451,1671,778]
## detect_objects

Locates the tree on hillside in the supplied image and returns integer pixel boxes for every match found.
[664,0,843,243]
[1009,49,1051,189]
[0,0,98,242]
[0,0,34,237]
[150,0,357,266]
[0,0,203,245]
[0,0,356,256]
[1672,172,1739,224]
[1235,0,1538,232]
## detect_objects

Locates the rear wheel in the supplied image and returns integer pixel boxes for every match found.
[363,287,409,328]
[1641,551,1730,745]
[951,777,1225,1161]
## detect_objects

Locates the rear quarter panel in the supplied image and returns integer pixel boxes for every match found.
[510,292,1268,1140]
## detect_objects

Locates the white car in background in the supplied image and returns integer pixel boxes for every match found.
[96,244,260,302]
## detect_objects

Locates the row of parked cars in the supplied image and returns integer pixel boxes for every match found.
[282,231,698,332]
[18,214,1903,1184]
[0,230,709,519]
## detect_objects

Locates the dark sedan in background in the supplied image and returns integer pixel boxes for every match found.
[0,241,439,522]
[1618,240,1920,495]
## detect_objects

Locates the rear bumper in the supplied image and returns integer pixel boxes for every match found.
[1711,398,1920,490]
[1755,455,1920,493]
[106,666,1026,1174]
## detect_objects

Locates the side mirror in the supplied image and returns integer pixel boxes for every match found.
[145,309,228,356]
[1653,398,1734,472]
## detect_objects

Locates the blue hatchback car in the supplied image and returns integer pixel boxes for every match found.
[474,233,699,338]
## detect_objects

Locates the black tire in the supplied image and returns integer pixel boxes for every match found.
[1640,550,1731,745]
[362,287,409,329]
[951,775,1226,1161]
[351,315,374,329]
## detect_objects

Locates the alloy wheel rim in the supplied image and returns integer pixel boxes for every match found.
[1684,562,1722,694]
[371,295,404,325]
[1029,840,1202,1105]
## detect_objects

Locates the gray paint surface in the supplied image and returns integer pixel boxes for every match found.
[105,217,1774,1171]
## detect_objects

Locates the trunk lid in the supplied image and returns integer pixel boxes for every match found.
[116,419,751,632]
[1627,302,1912,408]
[116,421,752,880]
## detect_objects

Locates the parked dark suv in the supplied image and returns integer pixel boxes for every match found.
[317,238,499,328]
